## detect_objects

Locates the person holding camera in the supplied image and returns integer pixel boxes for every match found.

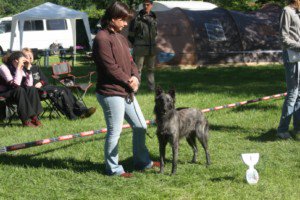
[21,48,96,120]
[128,0,157,91]
[0,51,43,127]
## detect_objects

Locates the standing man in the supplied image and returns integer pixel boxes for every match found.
[277,0,300,140]
[128,0,157,91]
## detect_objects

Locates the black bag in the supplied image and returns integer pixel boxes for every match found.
[47,89,74,118]
[0,101,6,121]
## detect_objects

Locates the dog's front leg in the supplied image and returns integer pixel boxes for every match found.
[158,134,167,173]
[171,137,179,175]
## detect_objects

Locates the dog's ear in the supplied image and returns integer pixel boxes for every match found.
[155,86,163,96]
[168,89,176,101]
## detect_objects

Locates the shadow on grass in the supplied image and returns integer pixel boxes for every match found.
[0,122,23,127]
[0,153,106,174]
[210,176,236,182]
[233,104,279,112]
[210,124,247,133]
[246,128,278,142]
[0,132,155,175]
[0,135,108,174]
[0,151,160,175]
[39,65,286,99]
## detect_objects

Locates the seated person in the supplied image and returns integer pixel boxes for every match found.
[0,52,43,127]
[22,48,96,120]
[0,46,3,55]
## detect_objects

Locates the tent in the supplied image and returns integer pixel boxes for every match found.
[9,2,93,51]
[134,1,282,66]
[137,1,217,11]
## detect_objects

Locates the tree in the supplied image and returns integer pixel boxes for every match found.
[206,0,284,11]
[0,0,285,18]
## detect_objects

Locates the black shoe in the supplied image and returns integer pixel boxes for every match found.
[277,132,292,139]
[80,107,96,118]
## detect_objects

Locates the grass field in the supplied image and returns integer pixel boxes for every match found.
[0,58,299,199]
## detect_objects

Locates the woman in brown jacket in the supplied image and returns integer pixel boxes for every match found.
[92,1,158,178]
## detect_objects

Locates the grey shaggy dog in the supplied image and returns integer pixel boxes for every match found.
[154,87,211,175]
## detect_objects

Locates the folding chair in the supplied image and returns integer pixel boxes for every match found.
[51,62,95,106]
[59,46,75,67]
[0,96,18,126]
[38,90,62,119]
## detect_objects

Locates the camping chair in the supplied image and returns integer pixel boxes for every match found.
[0,96,18,126]
[59,46,75,67]
[38,90,62,119]
[51,62,95,106]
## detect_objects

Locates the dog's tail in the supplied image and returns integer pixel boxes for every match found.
[203,119,209,139]
[204,119,209,138]
[196,118,209,140]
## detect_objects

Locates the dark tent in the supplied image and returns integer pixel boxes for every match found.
[148,3,283,66]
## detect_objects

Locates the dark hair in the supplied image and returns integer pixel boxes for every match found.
[288,0,299,4]
[288,0,300,9]
[144,0,153,4]
[101,1,133,29]
[2,53,11,65]
[6,51,25,66]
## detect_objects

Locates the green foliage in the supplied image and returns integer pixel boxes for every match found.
[49,0,93,10]
[82,5,105,20]
[0,0,45,17]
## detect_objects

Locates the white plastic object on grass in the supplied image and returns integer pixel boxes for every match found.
[241,153,259,184]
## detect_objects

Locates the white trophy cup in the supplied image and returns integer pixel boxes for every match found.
[241,153,259,184]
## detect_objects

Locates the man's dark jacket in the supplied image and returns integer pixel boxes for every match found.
[128,9,157,56]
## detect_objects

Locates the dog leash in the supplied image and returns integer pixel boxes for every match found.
[125,93,134,104]
[125,92,155,139]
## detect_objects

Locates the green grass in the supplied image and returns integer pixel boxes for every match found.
[0,61,299,199]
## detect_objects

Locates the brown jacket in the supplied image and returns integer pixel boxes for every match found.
[92,29,140,97]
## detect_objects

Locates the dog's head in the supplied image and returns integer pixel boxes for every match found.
[154,86,175,115]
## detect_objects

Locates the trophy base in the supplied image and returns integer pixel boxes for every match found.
[246,168,259,184]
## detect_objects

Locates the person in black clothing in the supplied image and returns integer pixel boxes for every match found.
[0,52,43,127]
[128,0,157,91]
[22,48,96,120]
[0,46,4,55]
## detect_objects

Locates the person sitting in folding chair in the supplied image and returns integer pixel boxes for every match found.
[22,48,96,120]
[0,52,43,127]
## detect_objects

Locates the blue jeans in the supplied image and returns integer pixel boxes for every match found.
[278,50,300,133]
[96,94,152,175]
